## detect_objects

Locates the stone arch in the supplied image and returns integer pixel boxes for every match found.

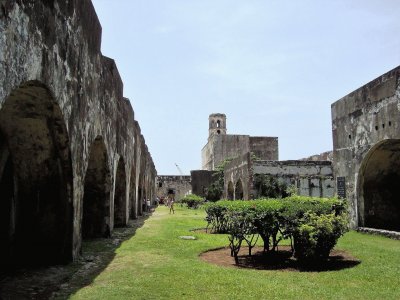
[235,179,244,200]
[357,139,400,231]
[227,181,234,200]
[137,172,144,216]
[129,165,137,219]
[114,156,127,227]
[82,136,111,238]
[0,81,73,267]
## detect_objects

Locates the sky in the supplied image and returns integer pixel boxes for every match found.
[91,0,400,175]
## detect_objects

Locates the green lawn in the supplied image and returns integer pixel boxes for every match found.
[71,205,400,300]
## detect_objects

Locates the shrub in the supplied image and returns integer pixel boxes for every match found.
[181,194,204,209]
[293,212,349,262]
[204,196,349,264]
[204,202,227,233]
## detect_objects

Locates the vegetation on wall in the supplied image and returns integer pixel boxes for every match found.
[253,174,291,199]
[206,158,233,201]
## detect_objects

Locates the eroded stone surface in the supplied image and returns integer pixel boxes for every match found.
[0,0,157,266]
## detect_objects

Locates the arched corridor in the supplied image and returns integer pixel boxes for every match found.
[227,181,234,200]
[0,82,73,266]
[82,136,111,238]
[114,157,127,227]
[235,179,244,200]
[358,139,400,231]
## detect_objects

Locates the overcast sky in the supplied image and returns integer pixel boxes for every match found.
[91,0,400,175]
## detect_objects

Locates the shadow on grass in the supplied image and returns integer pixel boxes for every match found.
[0,212,152,299]
[200,246,361,272]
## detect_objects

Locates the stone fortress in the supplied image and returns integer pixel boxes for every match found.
[159,66,400,234]
[1,0,399,273]
[198,113,335,200]
[0,0,156,268]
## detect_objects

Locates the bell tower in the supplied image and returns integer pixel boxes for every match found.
[209,113,227,137]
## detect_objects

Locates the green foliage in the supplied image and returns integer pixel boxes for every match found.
[293,212,349,262]
[181,194,205,209]
[204,196,349,263]
[204,201,229,233]
[206,158,233,201]
[71,205,400,300]
[253,174,289,198]
[285,184,298,196]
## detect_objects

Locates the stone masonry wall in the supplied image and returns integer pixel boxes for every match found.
[156,175,192,202]
[331,65,400,229]
[0,0,156,264]
[253,160,334,198]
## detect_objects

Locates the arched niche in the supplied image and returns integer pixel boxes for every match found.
[358,139,400,231]
[0,81,73,267]
[82,136,111,238]
[235,179,244,200]
[227,181,234,200]
[129,165,137,219]
[114,156,127,227]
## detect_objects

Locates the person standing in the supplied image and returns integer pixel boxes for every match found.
[168,194,175,214]
[146,198,151,212]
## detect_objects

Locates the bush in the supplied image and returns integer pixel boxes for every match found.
[204,196,349,263]
[293,212,349,262]
[181,194,204,209]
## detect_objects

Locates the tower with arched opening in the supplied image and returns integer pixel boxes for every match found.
[208,113,227,137]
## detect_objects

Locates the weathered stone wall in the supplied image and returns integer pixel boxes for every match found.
[331,65,400,229]
[249,137,279,161]
[0,0,156,266]
[223,153,252,200]
[253,160,334,198]
[202,134,279,171]
[299,151,333,162]
[190,170,216,198]
[201,113,279,171]
[156,175,192,201]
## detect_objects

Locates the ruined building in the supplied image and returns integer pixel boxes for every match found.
[156,175,192,202]
[224,154,334,200]
[196,113,334,200]
[202,113,279,170]
[0,0,157,268]
[332,66,400,230]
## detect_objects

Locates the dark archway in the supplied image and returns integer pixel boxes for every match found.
[358,139,400,231]
[235,179,244,200]
[227,181,234,200]
[82,136,111,238]
[137,171,144,216]
[129,166,137,219]
[114,157,127,227]
[0,81,73,267]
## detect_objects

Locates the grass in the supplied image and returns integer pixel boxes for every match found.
[70,205,400,300]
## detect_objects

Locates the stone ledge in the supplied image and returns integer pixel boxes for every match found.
[357,227,400,240]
